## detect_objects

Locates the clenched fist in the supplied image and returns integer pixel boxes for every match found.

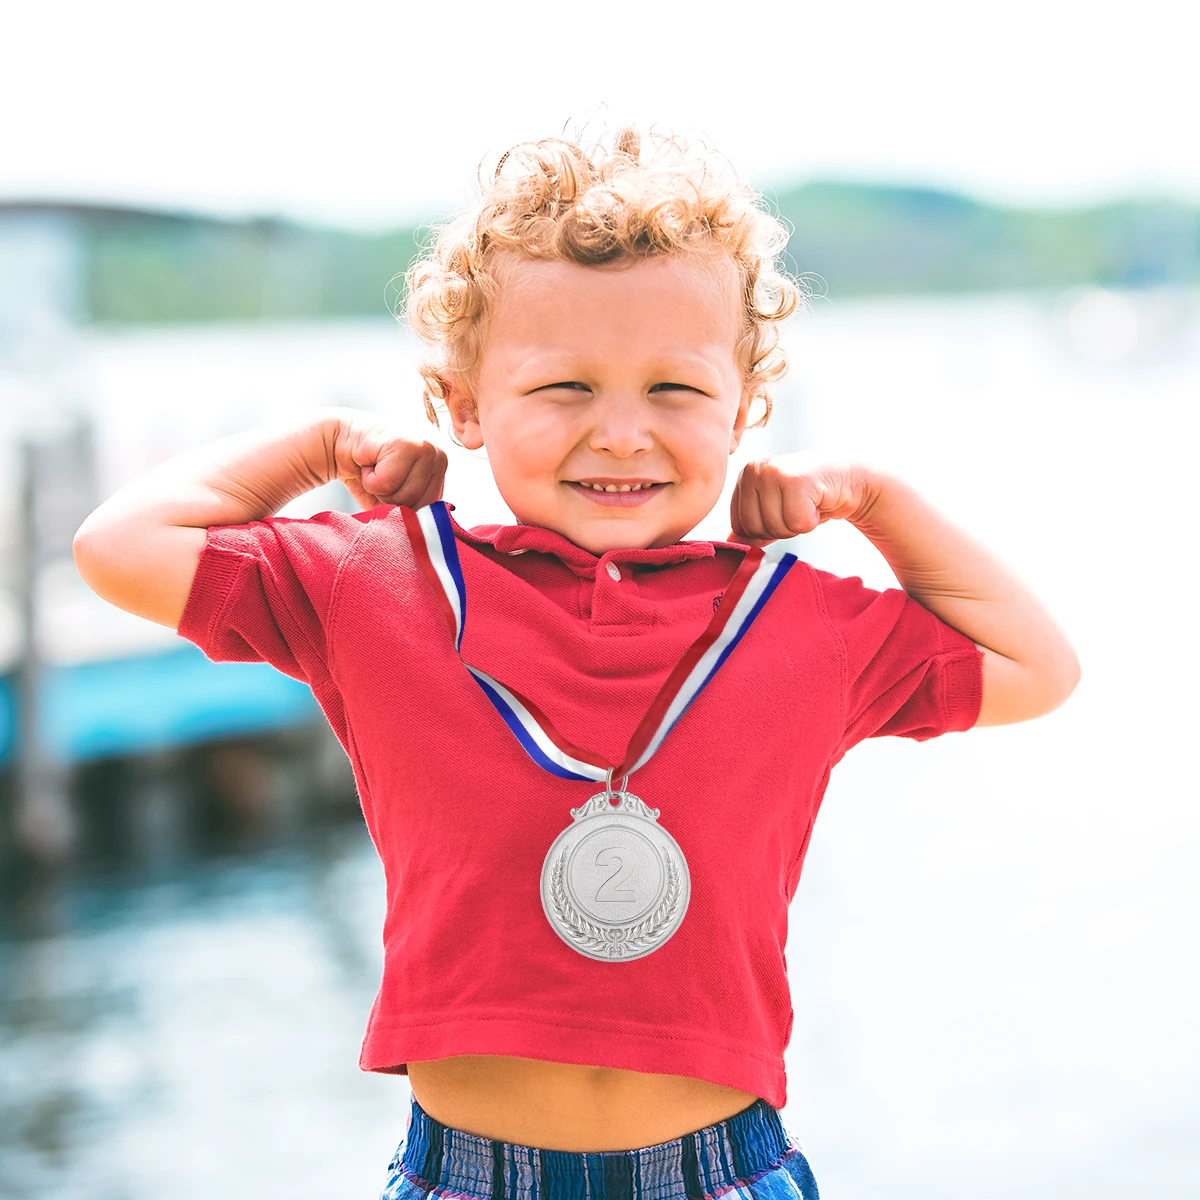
[323,408,448,512]
[728,454,878,546]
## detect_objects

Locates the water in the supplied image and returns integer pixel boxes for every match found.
[2,288,1198,1198]
[0,822,403,1198]
[775,288,1200,1198]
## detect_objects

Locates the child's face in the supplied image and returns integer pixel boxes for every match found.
[445,253,753,555]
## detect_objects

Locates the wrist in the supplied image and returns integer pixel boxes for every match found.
[203,408,339,520]
[846,465,900,533]
[313,404,377,488]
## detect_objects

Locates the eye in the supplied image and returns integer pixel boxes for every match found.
[538,381,590,392]
[649,383,704,394]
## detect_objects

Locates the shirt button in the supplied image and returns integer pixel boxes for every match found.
[605,562,621,581]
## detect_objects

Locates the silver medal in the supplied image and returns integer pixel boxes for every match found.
[540,770,691,961]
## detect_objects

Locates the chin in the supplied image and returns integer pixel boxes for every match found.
[594,528,678,554]
[525,506,688,555]
[567,526,652,555]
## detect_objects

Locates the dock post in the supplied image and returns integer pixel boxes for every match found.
[11,419,97,867]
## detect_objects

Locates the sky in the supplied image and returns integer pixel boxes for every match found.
[1,0,1195,230]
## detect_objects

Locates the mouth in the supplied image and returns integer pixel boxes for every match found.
[564,480,671,507]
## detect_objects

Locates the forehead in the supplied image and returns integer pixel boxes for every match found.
[485,252,742,351]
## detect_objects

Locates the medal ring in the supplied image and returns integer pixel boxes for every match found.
[604,767,629,799]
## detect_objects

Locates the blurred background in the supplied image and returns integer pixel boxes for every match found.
[1,2,1197,1197]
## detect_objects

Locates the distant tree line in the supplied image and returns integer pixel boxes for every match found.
[773,182,1197,296]
[79,208,422,323]
[19,182,1200,324]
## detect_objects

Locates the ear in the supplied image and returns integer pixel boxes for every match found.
[729,387,754,454]
[442,375,484,450]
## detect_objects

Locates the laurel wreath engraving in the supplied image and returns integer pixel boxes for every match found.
[550,847,682,958]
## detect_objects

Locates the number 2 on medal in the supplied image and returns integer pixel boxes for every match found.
[595,847,637,903]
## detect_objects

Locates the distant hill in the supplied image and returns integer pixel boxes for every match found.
[3,183,1196,325]
[773,182,1198,295]
[76,206,424,324]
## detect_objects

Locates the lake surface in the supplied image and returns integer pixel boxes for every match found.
[2,288,1197,1198]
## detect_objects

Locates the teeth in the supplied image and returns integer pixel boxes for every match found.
[581,482,654,491]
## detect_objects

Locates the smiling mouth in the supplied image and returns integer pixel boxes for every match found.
[564,480,670,506]
[568,481,668,492]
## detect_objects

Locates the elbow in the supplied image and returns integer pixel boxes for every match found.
[1065,648,1083,696]
[73,527,113,599]
[976,642,1082,726]
[73,508,114,569]
[72,518,129,596]
[1035,645,1083,717]
[72,524,100,584]
[73,510,112,565]
[1056,642,1083,700]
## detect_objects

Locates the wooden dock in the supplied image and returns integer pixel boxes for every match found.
[1,410,361,871]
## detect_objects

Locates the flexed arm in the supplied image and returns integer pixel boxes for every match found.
[728,455,1081,726]
[72,406,447,630]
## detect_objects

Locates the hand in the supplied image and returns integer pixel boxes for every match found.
[324,409,448,512]
[728,454,878,546]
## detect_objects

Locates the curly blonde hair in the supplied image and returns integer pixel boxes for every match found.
[400,125,806,441]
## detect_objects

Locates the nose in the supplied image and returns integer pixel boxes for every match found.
[585,392,656,458]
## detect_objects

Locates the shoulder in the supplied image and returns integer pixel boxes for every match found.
[798,560,904,619]
[205,504,416,602]
[739,550,836,612]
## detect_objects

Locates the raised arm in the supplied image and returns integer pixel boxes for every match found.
[728,456,1082,727]
[72,406,447,631]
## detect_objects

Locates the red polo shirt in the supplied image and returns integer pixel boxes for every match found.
[176,500,983,1109]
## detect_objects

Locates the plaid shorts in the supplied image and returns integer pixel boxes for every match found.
[379,1092,820,1200]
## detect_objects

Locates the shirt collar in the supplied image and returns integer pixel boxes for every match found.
[440,501,748,578]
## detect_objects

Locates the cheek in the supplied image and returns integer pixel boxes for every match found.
[484,406,567,475]
[683,419,737,472]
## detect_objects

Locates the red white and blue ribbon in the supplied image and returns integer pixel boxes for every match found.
[402,500,797,784]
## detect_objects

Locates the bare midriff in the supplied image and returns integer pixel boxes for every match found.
[406,1055,761,1152]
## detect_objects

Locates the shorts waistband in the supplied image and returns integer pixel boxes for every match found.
[397,1093,796,1200]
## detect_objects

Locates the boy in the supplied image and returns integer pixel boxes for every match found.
[74,126,1080,1194]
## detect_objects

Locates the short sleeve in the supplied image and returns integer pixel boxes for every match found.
[175,507,370,686]
[813,567,985,759]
